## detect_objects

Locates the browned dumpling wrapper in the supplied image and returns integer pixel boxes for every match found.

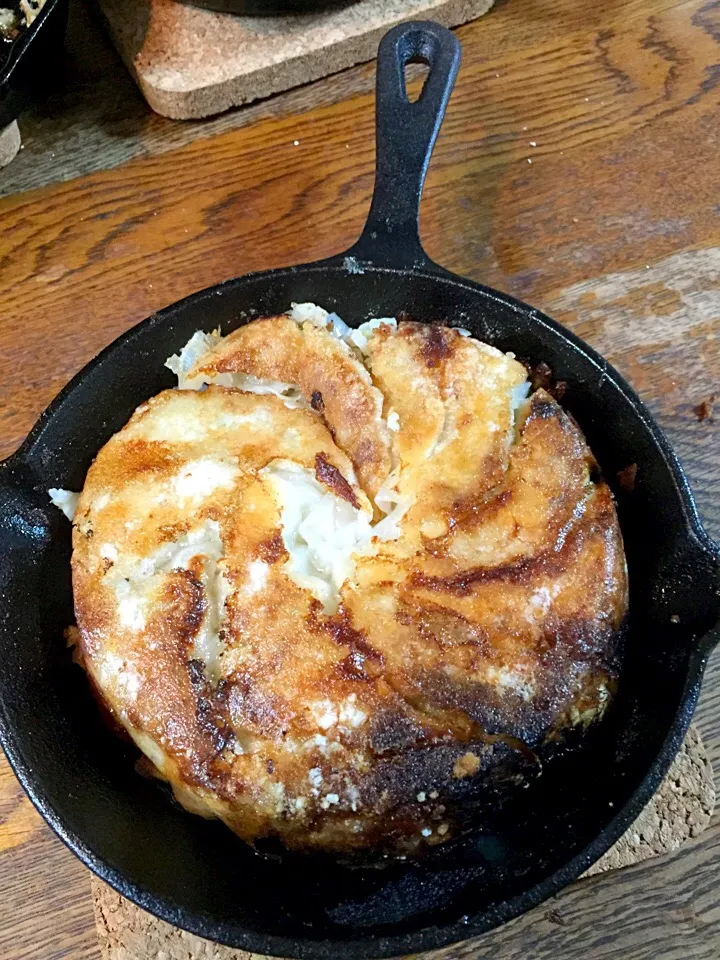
[61,304,627,854]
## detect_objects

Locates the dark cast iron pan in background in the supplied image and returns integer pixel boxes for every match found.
[177,0,356,14]
[0,0,68,129]
[0,21,718,960]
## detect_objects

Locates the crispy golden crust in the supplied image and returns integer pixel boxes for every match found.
[363,322,528,538]
[194,316,393,501]
[72,319,628,854]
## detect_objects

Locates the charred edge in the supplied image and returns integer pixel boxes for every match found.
[410,619,618,746]
[530,395,557,421]
[445,488,513,536]
[421,325,453,368]
[336,642,385,681]
[399,668,549,748]
[166,569,207,649]
[256,532,287,564]
[310,391,325,412]
[196,697,235,756]
[310,607,385,681]
[364,736,539,816]
[537,614,621,664]
[186,658,206,687]
[526,361,568,402]
[382,677,517,747]
[368,710,430,756]
[194,676,235,759]
[314,453,360,509]
[410,512,594,596]
[412,551,551,596]
[402,692,483,742]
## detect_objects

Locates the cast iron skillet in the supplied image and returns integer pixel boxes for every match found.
[179,0,355,13]
[0,21,719,960]
[0,0,69,129]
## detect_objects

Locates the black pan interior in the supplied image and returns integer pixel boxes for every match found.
[0,0,68,127]
[1,261,718,959]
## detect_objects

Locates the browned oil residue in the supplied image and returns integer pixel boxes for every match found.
[315,453,360,508]
[616,463,638,492]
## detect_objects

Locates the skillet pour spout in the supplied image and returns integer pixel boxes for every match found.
[1,19,719,960]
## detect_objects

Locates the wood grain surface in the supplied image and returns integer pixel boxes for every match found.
[0,0,719,957]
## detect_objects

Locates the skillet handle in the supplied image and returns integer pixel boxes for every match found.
[339,21,460,271]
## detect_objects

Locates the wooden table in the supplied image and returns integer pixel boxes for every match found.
[1,0,718,957]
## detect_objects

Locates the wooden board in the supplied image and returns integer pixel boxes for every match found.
[0,0,719,957]
[94,0,494,119]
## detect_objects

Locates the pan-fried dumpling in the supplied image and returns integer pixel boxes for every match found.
[65,305,627,854]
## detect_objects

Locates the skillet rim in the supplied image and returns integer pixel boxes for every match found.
[9,258,719,564]
[0,259,718,959]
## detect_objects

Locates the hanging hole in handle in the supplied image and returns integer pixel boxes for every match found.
[397,27,439,104]
[404,56,431,103]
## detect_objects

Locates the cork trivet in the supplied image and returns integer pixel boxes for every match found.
[583,725,714,876]
[92,0,495,119]
[91,725,714,960]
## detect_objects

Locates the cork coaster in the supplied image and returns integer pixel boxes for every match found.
[92,725,714,960]
[92,0,495,119]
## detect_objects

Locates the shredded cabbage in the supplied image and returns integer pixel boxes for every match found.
[48,488,79,521]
